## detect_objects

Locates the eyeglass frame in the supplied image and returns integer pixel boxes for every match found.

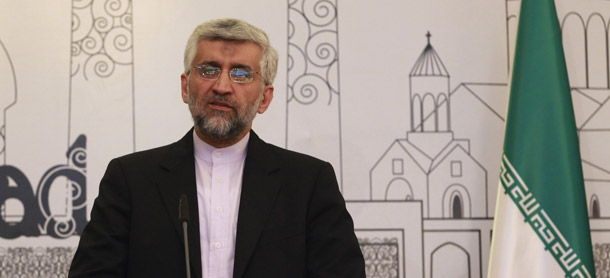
[188,63,261,84]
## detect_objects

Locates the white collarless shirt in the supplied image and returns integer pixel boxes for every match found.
[193,132,249,278]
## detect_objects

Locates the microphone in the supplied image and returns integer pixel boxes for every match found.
[179,194,191,278]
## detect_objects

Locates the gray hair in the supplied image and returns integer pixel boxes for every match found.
[183,18,278,85]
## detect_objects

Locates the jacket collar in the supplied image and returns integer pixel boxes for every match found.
[157,129,283,278]
[233,130,283,277]
[156,129,203,278]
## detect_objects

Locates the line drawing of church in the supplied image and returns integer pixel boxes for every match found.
[370,32,489,220]
[352,32,499,278]
[352,1,610,277]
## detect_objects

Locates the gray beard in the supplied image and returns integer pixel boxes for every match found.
[188,89,261,141]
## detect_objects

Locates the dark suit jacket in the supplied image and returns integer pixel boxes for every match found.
[69,130,365,278]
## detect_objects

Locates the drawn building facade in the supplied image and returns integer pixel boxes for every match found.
[362,35,496,277]
[372,35,488,219]
[362,1,610,275]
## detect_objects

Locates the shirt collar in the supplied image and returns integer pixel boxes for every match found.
[193,131,249,164]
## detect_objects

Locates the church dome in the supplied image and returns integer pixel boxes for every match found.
[410,32,449,77]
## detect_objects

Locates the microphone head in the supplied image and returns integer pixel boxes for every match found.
[179,194,190,223]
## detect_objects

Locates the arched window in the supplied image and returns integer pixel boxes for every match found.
[561,13,587,87]
[591,195,601,218]
[437,94,448,131]
[412,95,422,131]
[585,13,607,88]
[452,195,462,219]
[386,178,414,201]
[422,93,436,132]
[431,243,471,278]
[442,184,472,218]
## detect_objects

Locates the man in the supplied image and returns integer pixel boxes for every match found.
[69,18,365,278]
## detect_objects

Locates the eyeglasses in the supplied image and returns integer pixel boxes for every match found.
[191,64,260,83]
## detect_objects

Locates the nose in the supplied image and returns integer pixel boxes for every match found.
[211,70,233,95]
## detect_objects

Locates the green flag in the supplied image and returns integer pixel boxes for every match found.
[488,0,596,277]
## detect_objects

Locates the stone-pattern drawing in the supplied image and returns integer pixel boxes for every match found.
[359,237,400,278]
[0,247,74,277]
[594,243,610,276]
[287,0,343,189]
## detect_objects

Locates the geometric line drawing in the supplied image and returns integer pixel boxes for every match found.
[430,242,471,278]
[368,12,610,270]
[370,34,489,222]
[0,38,17,165]
[367,0,610,272]
[410,32,451,132]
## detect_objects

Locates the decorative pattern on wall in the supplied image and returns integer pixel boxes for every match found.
[594,243,610,277]
[37,136,88,238]
[0,247,74,277]
[71,0,133,80]
[0,136,87,239]
[287,0,343,188]
[68,0,135,158]
[359,237,400,278]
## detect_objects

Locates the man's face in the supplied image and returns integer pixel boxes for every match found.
[181,40,274,145]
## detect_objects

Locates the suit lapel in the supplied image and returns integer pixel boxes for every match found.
[155,129,203,278]
[233,131,282,277]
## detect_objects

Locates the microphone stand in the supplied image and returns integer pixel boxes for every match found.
[179,194,191,278]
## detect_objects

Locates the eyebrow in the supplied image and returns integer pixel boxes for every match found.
[199,61,253,71]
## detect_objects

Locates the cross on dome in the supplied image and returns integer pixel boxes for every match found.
[410,31,449,77]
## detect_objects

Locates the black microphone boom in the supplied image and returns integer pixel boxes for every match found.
[179,194,191,278]
[179,194,190,222]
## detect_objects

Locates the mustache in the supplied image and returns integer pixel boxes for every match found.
[208,94,237,107]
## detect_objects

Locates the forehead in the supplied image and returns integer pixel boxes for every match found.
[194,39,263,68]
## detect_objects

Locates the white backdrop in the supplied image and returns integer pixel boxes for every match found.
[1,0,610,277]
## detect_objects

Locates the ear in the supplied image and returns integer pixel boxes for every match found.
[181,73,189,103]
[257,85,274,114]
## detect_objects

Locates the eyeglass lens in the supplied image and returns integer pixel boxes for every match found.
[195,65,254,83]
